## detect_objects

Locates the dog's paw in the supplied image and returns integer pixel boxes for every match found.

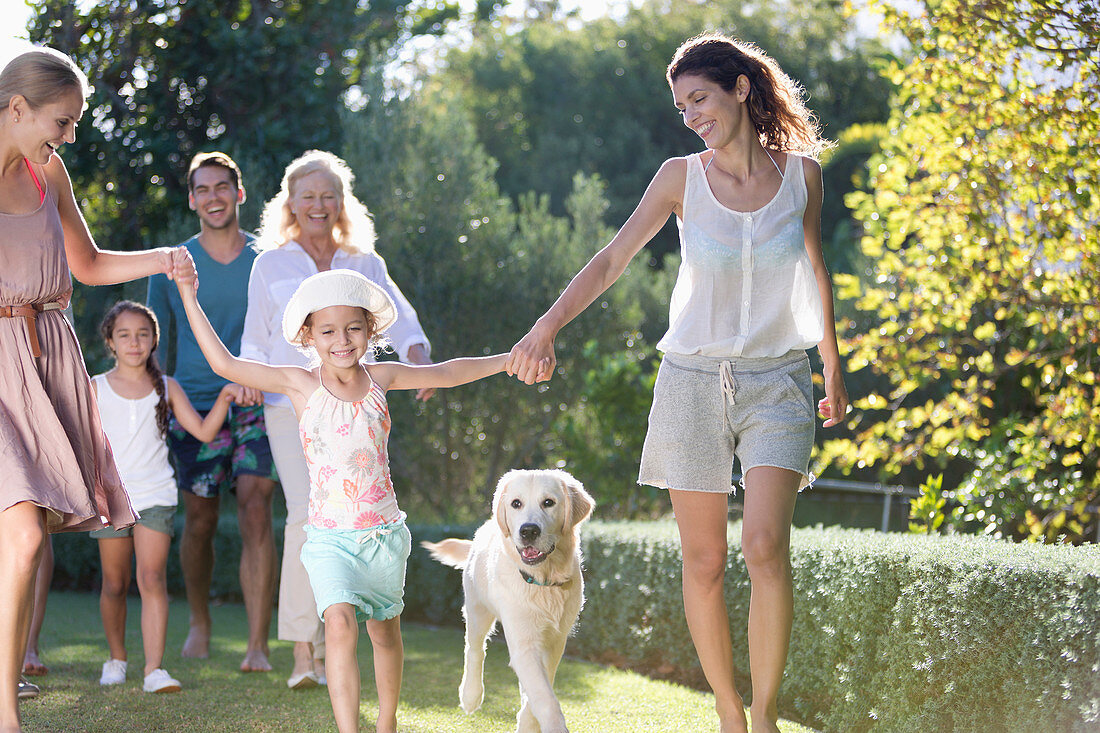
[459,678,484,714]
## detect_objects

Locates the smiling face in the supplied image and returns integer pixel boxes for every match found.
[189,164,242,231]
[671,72,748,150]
[107,309,156,369]
[12,89,83,165]
[302,304,374,367]
[289,169,342,240]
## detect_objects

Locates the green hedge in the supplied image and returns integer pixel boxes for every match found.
[49,516,465,613]
[50,514,286,601]
[574,521,1100,732]
[51,518,1100,730]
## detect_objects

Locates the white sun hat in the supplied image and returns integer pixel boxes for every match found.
[281,269,398,345]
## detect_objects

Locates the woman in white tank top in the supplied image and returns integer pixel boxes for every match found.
[507,33,850,733]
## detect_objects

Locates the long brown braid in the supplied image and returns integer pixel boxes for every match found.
[99,301,170,437]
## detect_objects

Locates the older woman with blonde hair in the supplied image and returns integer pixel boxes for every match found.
[241,149,434,690]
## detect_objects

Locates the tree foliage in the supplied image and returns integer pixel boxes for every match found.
[28,0,449,365]
[427,0,895,263]
[342,80,670,519]
[823,0,1100,542]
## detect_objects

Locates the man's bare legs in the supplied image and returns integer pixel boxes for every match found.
[235,474,277,672]
[180,492,219,658]
[22,538,51,677]
[741,466,800,733]
[669,489,748,733]
[0,502,46,733]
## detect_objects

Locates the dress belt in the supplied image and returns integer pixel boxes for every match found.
[0,301,64,358]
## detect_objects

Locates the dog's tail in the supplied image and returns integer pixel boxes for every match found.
[420,539,472,569]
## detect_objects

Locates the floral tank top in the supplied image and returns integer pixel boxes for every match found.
[298,376,401,530]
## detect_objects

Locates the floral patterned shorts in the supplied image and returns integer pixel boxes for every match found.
[168,403,278,498]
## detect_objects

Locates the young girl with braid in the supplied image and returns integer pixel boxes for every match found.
[90,301,238,694]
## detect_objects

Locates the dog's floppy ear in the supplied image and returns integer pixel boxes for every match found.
[558,470,594,530]
[494,470,518,538]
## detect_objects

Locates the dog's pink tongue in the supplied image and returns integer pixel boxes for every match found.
[522,547,542,560]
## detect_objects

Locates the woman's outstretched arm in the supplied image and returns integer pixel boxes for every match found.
[506,158,685,385]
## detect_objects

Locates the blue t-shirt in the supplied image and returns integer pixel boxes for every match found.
[147,234,260,410]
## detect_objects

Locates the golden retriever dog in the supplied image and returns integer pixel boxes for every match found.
[422,469,594,733]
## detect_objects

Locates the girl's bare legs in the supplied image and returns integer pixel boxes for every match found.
[133,525,172,675]
[741,466,800,733]
[97,536,134,664]
[668,489,747,733]
[323,603,361,733]
[365,616,402,733]
[23,538,52,675]
[0,502,47,733]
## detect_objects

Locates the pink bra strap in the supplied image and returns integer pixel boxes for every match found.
[24,158,45,204]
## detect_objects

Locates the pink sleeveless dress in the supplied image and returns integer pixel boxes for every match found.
[0,161,135,532]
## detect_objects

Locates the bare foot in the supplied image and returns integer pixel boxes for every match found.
[181,625,210,659]
[240,648,272,672]
[22,649,48,676]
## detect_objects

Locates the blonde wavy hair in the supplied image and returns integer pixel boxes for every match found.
[257,150,377,254]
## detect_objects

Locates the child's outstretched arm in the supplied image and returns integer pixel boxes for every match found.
[165,380,238,443]
[371,354,510,393]
[175,279,310,400]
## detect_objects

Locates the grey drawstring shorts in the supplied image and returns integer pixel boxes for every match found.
[638,350,815,494]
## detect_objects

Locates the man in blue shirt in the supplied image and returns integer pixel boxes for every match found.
[147,153,279,672]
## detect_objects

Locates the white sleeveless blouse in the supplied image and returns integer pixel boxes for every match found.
[92,374,178,512]
[656,151,824,358]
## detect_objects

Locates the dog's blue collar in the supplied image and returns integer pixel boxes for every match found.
[519,569,569,587]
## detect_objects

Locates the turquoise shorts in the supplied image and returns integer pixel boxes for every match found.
[89,503,176,539]
[301,517,411,624]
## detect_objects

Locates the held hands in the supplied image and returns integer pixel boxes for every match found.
[170,247,198,292]
[505,324,556,385]
[818,370,851,428]
[222,383,264,407]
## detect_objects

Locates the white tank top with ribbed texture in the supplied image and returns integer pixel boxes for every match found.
[93,374,178,512]
[656,151,824,358]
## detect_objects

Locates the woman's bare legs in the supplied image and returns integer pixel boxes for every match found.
[741,466,800,733]
[97,536,134,664]
[22,538,52,676]
[669,489,747,733]
[323,604,360,733]
[365,616,402,733]
[0,502,47,733]
[133,525,172,675]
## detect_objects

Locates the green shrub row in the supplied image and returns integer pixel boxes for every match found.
[574,521,1100,732]
[51,518,1100,730]
[50,515,286,601]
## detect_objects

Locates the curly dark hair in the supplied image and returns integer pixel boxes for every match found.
[666,33,832,158]
[99,301,169,437]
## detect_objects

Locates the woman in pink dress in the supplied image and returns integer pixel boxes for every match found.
[0,48,191,732]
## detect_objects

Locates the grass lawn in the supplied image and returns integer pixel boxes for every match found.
[20,591,816,732]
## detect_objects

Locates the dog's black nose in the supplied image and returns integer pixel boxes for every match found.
[519,523,540,542]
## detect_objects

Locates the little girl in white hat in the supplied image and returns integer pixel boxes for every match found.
[174,267,511,733]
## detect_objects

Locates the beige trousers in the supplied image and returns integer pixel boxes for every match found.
[264,403,325,652]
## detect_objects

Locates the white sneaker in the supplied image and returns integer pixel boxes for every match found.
[99,659,127,686]
[142,668,182,694]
